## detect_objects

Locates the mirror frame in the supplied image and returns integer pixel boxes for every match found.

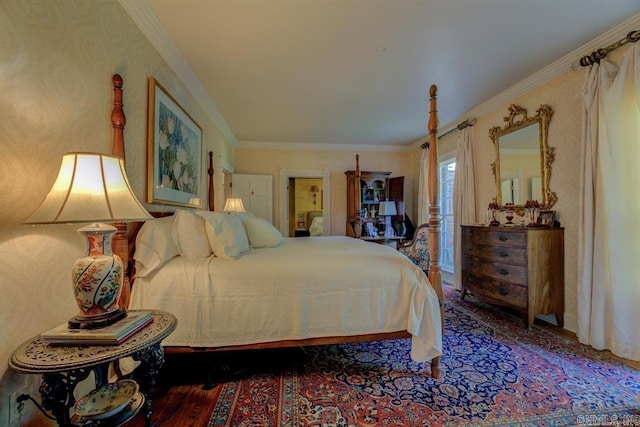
[489,103,556,212]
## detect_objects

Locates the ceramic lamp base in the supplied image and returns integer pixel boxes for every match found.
[68,308,127,329]
[71,223,125,328]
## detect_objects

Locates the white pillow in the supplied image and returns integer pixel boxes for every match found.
[134,215,178,277]
[172,210,212,259]
[245,217,283,248]
[229,211,256,224]
[197,211,249,259]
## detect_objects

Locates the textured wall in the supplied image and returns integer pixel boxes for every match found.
[463,69,587,332]
[0,2,233,424]
[235,59,595,336]
[0,1,631,424]
[234,149,414,236]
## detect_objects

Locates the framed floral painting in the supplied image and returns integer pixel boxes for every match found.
[147,77,203,208]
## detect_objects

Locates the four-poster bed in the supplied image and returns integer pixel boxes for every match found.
[111,75,445,378]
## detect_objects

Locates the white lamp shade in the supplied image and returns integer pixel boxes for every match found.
[223,197,246,213]
[24,152,152,224]
[378,201,397,216]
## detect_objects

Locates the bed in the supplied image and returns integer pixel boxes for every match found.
[308,210,324,236]
[110,76,445,378]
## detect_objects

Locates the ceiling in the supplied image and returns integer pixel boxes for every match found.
[137,0,640,149]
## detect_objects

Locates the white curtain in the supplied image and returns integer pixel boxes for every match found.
[452,127,476,290]
[578,45,640,361]
[417,147,430,225]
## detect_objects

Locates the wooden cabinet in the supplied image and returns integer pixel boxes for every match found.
[345,171,404,238]
[461,225,564,329]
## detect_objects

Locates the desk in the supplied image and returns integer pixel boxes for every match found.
[9,310,177,427]
[360,236,405,249]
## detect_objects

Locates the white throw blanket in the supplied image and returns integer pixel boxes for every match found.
[130,236,442,362]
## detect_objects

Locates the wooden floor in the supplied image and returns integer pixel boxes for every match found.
[127,348,305,427]
[127,314,640,427]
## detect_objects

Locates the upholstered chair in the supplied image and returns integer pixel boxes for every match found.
[398,223,430,274]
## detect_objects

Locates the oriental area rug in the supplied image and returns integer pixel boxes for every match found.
[206,288,640,427]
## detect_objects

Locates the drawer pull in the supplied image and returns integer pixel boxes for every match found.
[498,287,509,296]
[498,235,508,241]
[499,251,508,257]
[499,269,509,275]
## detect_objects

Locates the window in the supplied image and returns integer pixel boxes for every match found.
[440,159,456,273]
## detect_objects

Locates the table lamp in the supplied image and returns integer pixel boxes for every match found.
[378,201,397,238]
[24,152,152,329]
[223,197,246,213]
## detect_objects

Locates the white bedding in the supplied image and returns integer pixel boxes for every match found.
[130,236,442,362]
[309,216,323,236]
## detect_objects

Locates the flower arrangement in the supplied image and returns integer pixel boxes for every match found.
[525,200,540,227]
[158,107,198,195]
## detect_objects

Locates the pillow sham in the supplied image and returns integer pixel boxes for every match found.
[197,211,249,259]
[172,209,212,259]
[134,215,178,277]
[229,211,256,224]
[245,216,283,248]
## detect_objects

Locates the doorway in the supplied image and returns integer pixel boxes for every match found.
[279,169,331,237]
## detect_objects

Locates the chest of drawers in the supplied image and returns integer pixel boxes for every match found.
[461,225,564,329]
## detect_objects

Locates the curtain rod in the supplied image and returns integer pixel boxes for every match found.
[579,29,640,66]
[421,118,476,149]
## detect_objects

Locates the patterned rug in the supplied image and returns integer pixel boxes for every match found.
[206,287,640,426]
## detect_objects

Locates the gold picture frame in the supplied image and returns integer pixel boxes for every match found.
[147,77,203,208]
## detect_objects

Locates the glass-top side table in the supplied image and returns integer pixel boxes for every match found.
[9,310,177,427]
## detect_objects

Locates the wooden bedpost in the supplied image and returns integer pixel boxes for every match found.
[111,74,132,310]
[354,154,361,237]
[111,74,126,160]
[427,84,444,379]
[208,151,215,211]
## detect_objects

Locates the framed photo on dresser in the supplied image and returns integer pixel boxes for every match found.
[538,210,556,226]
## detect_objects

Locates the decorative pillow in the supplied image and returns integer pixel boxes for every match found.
[245,217,283,248]
[197,211,249,259]
[134,215,178,277]
[171,210,212,259]
[229,211,256,223]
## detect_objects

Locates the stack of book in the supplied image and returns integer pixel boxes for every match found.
[42,311,154,346]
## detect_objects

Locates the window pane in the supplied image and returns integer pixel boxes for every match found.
[439,160,455,272]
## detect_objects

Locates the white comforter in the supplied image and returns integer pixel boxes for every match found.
[129,236,442,362]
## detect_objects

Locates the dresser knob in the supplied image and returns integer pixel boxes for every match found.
[499,251,508,257]
[498,287,509,296]
[499,235,508,241]
[499,269,509,275]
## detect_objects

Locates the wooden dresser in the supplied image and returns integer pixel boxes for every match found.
[461,225,564,329]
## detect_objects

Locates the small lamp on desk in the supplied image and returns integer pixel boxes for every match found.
[378,201,397,238]
[24,152,152,329]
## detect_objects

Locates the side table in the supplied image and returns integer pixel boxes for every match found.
[9,310,177,427]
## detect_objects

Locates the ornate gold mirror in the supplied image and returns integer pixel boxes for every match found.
[490,104,556,211]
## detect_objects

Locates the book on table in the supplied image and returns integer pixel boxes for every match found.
[42,311,154,345]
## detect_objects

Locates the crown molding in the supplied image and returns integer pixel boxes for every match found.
[118,0,237,146]
[237,140,414,153]
[122,1,638,153]
[433,13,640,139]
